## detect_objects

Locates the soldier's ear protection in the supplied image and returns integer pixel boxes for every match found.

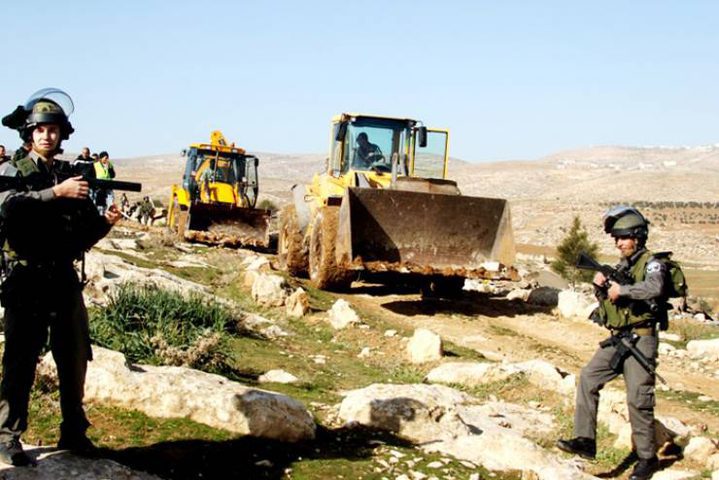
[1,106,28,131]
[2,88,75,142]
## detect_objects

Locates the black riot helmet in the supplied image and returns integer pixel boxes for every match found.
[603,205,650,243]
[2,88,75,142]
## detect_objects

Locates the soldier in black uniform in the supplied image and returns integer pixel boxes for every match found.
[557,206,665,480]
[0,88,121,466]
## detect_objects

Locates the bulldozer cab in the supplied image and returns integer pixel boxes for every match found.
[182,147,259,208]
[329,114,449,180]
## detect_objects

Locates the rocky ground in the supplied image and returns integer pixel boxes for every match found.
[9,144,713,479]
[2,221,717,480]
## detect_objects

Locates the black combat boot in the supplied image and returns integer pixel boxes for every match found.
[629,456,659,480]
[556,436,596,459]
[57,433,99,457]
[0,437,36,467]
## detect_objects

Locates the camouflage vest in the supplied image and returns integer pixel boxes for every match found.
[601,250,656,329]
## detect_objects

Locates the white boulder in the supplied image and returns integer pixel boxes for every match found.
[327,299,360,329]
[38,347,315,442]
[407,329,443,364]
[251,273,288,307]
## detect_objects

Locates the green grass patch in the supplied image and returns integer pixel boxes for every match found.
[668,318,719,348]
[90,282,243,379]
[658,389,719,418]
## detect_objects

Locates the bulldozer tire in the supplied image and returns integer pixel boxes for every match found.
[278,205,308,276]
[308,207,354,291]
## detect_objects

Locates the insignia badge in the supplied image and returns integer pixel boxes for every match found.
[646,261,663,274]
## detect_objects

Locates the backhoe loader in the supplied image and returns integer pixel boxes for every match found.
[167,131,270,247]
[277,113,517,292]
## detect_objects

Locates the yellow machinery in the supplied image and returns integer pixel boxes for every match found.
[277,113,516,292]
[167,131,270,247]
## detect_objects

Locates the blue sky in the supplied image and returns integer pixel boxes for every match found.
[1,1,717,161]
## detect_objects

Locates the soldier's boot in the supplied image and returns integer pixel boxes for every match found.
[0,437,36,467]
[556,437,596,459]
[57,432,99,457]
[629,456,659,480]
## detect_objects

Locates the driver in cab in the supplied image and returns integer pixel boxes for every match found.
[353,132,383,169]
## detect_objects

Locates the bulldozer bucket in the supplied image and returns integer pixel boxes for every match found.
[186,203,271,248]
[336,187,516,279]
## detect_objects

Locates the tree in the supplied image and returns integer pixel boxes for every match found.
[551,216,599,285]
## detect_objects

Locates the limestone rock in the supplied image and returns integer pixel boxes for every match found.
[651,470,701,480]
[407,329,443,364]
[327,299,360,329]
[687,338,719,359]
[83,251,210,306]
[259,369,299,384]
[240,313,289,339]
[243,255,271,272]
[0,446,163,478]
[286,288,310,318]
[338,383,473,442]
[38,347,315,442]
[557,290,595,320]
[338,383,592,480]
[506,289,530,301]
[251,273,288,307]
[425,360,575,397]
[683,436,718,465]
[243,269,260,287]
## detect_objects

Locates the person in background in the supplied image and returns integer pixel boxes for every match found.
[93,151,115,214]
[0,145,9,164]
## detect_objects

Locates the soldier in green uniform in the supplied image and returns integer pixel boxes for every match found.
[0,88,121,467]
[557,206,664,480]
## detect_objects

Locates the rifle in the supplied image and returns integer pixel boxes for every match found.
[0,174,142,193]
[576,252,634,300]
[600,331,667,384]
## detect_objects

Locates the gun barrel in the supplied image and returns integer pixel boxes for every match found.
[88,178,142,192]
[0,175,142,193]
[576,251,603,270]
[620,336,667,385]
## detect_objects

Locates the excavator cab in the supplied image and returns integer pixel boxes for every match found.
[182,147,260,208]
[329,116,447,179]
[168,131,270,247]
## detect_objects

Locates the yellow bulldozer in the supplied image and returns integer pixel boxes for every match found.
[167,131,270,247]
[277,113,517,293]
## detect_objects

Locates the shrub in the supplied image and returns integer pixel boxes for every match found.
[257,199,278,212]
[551,216,599,285]
[90,282,241,378]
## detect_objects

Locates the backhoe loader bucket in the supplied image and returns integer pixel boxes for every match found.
[186,203,271,248]
[336,187,516,279]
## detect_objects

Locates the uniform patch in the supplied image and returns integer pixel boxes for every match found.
[646,260,665,274]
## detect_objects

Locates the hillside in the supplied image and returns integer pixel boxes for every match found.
[112,144,719,266]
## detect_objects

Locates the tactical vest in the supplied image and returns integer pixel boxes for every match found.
[1,157,41,264]
[601,250,656,329]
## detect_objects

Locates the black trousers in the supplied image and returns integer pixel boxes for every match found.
[0,265,92,442]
